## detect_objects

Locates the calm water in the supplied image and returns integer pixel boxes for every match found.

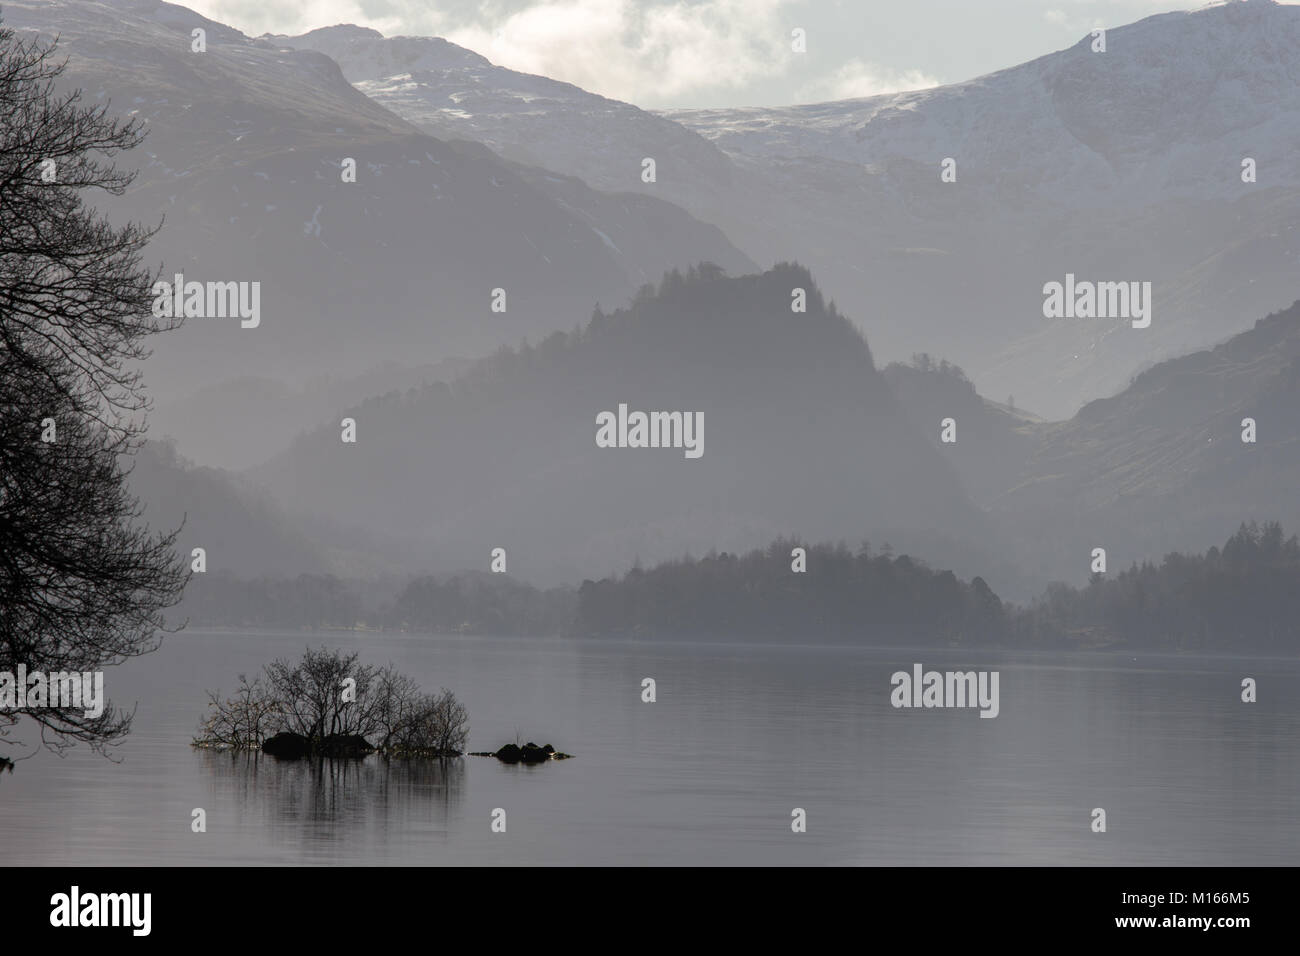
[4,629,1298,865]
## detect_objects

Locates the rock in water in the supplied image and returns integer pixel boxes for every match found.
[261,732,310,759]
[494,743,523,763]
[487,741,573,763]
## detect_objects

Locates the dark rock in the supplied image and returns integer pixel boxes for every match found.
[262,732,310,759]
[519,743,550,763]
[495,743,523,763]
[488,741,573,763]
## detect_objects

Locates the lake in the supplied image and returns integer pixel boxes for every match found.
[4,629,1298,865]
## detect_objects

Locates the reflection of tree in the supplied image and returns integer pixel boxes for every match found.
[196,750,466,838]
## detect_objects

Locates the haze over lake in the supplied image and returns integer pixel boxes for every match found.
[6,630,1298,866]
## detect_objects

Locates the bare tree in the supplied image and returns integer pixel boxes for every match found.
[192,674,277,751]
[384,688,468,758]
[426,689,469,756]
[263,647,380,743]
[0,18,186,765]
[194,648,469,758]
[372,668,423,753]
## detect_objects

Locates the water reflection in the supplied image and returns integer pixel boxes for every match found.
[6,631,1297,865]
[197,751,466,840]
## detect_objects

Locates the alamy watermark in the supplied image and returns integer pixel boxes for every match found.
[150,273,260,328]
[0,665,104,718]
[890,663,1000,718]
[50,886,150,936]
[1043,274,1151,328]
[595,403,703,459]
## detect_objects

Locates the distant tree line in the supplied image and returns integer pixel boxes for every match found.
[1025,521,1300,652]
[175,523,1300,651]
[179,570,573,636]
[898,352,972,384]
[573,539,1008,645]
[180,572,364,629]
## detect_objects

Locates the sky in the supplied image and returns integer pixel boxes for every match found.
[184,0,1265,108]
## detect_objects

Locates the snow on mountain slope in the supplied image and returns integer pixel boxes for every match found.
[656,0,1300,415]
[279,1,1300,418]
[1,0,755,437]
[276,24,489,80]
[268,24,748,249]
[666,0,1300,206]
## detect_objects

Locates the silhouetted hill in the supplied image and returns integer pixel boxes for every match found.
[250,263,988,586]
[882,355,1038,506]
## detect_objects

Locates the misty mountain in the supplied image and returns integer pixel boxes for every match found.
[882,356,1039,507]
[269,23,744,225]
[150,357,474,470]
[128,440,325,578]
[286,2,1300,419]
[2,0,755,452]
[248,263,991,588]
[993,298,1300,582]
[666,0,1300,417]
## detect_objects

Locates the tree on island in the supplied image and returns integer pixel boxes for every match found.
[194,647,469,759]
[0,18,186,768]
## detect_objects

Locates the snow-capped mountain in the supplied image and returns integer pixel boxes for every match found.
[0,0,755,444]
[281,0,1300,418]
[267,24,745,229]
[273,23,489,81]
[670,0,1300,205]
[674,0,1300,414]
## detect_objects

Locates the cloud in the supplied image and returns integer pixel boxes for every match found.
[191,0,795,103]
[439,0,794,105]
[796,58,939,103]
[187,1,422,38]
[1041,7,1108,34]
[187,0,937,108]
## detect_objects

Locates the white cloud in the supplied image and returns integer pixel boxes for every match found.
[188,1,422,38]
[796,58,939,103]
[441,0,794,105]
[187,0,938,108]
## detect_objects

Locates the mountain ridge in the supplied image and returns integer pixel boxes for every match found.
[277,0,1300,418]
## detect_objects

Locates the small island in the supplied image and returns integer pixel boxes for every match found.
[470,742,574,763]
[192,647,574,765]
[192,647,468,760]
